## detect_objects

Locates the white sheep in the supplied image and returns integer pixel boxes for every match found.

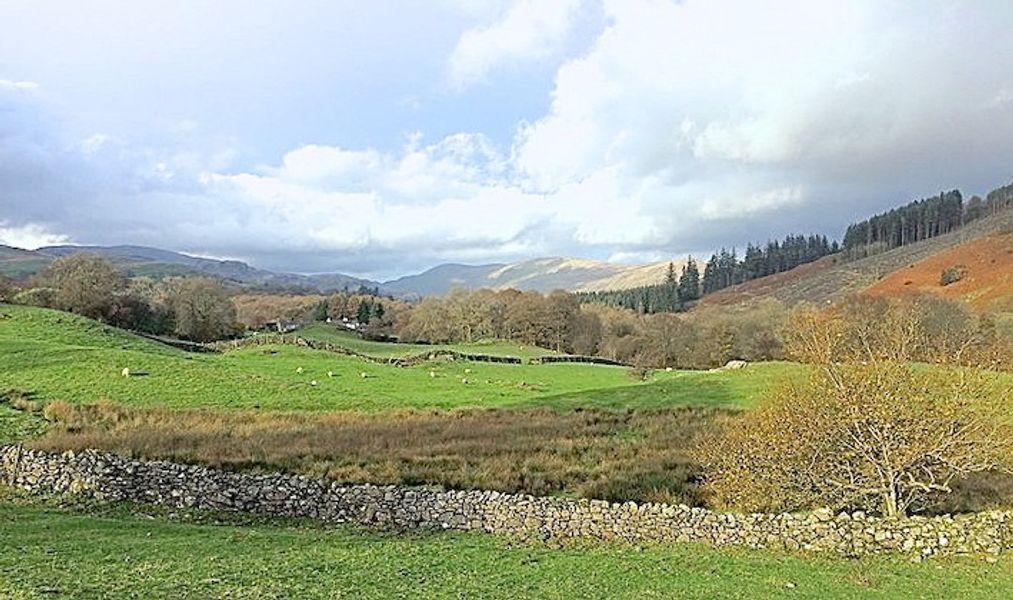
[665,367,673,372]
[464,368,472,374]
[310,380,318,386]
[296,367,304,374]
[327,371,335,378]
[429,370,436,378]
[360,372,369,379]
[121,367,130,378]
[461,378,469,384]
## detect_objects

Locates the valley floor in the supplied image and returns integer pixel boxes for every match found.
[2,303,1012,598]
[2,489,1010,600]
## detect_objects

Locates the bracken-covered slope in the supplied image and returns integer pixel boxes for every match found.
[863,232,1013,311]
[697,209,1013,309]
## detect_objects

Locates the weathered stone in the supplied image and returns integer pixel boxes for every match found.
[0,444,1009,559]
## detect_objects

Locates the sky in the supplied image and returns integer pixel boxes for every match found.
[2,0,1013,280]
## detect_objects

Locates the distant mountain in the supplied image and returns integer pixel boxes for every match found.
[16,244,378,292]
[383,257,686,296]
[0,245,53,279]
[3,243,685,296]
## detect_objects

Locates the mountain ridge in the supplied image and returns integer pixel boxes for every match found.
[1,244,686,296]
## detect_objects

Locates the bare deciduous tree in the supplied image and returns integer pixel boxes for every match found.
[40,254,125,320]
[170,278,237,342]
[697,334,1012,517]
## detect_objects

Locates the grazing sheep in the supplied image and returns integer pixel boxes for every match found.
[461,378,469,384]
[429,371,436,378]
[665,367,673,372]
[464,368,472,374]
[296,367,304,374]
[310,380,318,386]
[327,371,335,378]
[121,367,131,377]
[360,372,369,379]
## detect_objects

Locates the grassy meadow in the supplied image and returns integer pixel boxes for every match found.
[298,323,562,359]
[3,302,1012,598]
[2,488,1011,600]
[0,303,794,414]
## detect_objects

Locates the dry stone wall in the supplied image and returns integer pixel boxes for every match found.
[2,445,1009,558]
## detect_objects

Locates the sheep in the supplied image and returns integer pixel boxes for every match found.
[360,372,369,379]
[121,367,131,377]
[327,371,335,378]
[429,370,436,378]
[464,368,472,374]
[665,367,673,372]
[296,367,304,374]
[310,380,318,387]
[461,378,469,384]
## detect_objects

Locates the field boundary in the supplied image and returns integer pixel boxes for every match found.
[2,445,1008,558]
[205,334,629,367]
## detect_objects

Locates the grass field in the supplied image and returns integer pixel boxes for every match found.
[5,302,1011,598]
[1,488,1010,600]
[0,304,793,414]
[297,323,561,359]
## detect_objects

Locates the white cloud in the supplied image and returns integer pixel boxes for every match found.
[448,0,583,88]
[0,79,39,92]
[0,222,69,249]
[5,0,1013,279]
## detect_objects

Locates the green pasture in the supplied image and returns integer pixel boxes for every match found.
[0,304,791,417]
[1,489,1009,600]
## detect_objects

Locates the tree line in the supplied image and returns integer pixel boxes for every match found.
[5,254,238,342]
[842,190,964,256]
[841,180,1013,258]
[701,234,837,294]
[576,258,701,314]
[578,232,837,313]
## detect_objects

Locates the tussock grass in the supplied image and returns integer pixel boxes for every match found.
[33,402,721,504]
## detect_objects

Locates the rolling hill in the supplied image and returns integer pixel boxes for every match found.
[697,209,1013,310]
[384,257,686,296]
[863,232,1013,311]
[1,244,377,292]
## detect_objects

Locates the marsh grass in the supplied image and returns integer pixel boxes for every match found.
[34,401,721,504]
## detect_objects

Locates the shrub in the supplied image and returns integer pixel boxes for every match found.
[695,362,1013,516]
[940,264,969,286]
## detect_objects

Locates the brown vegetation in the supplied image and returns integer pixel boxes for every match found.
[697,305,1013,517]
[34,402,719,505]
[231,294,324,329]
[864,232,1013,311]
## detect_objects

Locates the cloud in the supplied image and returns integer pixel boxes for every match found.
[514,0,1013,247]
[448,0,583,88]
[0,222,68,249]
[4,0,1013,280]
[0,79,39,92]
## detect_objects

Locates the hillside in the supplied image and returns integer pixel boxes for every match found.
[698,209,1013,309]
[0,303,781,414]
[1,244,377,292]
[385,257,686,296]
[0,245,53,278]
[863,232,1013,311]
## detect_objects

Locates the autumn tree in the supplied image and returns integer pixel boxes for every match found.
[40,253,126,320]
[698,306,1012,516]
[170,277,237,342]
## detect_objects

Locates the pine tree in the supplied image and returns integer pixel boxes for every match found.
[678,257,701,302]
[356,300,371,324]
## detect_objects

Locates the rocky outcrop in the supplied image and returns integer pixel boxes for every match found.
[2,445,1008,558]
